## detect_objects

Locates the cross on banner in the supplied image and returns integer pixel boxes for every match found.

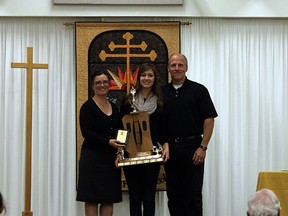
[99,32,157,94]
[11,46,48,216]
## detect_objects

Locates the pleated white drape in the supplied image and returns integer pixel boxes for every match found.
[0,17,288,216]
[178,18,288,215]
[0,17,82,216]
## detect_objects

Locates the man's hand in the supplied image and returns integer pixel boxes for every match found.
[192,147,206,165]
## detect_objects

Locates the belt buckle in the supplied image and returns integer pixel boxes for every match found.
[174,138,180,143]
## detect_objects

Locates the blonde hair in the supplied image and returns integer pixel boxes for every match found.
[168,53,188,66]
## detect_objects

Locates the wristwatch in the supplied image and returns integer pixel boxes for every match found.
[200,145,208,151]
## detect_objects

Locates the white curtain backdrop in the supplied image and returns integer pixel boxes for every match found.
[0,17,287,216]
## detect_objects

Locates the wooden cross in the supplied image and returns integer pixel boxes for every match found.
[11,47,48,216]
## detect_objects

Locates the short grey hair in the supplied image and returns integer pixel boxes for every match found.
[168,53,188,67]
[247,189,280,216]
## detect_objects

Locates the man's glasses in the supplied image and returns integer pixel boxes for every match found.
[94,80,109,86]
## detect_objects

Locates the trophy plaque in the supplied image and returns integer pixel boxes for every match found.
[117,87,163,167]
[116,129,129,145]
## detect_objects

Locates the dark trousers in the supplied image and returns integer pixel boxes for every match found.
[164,139,204,216]
[124,163,160,216]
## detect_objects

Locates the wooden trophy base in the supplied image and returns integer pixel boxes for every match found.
[119,112,163,167]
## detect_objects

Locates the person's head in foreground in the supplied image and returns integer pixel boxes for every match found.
[0,192,6,214]
[247,189,280,216]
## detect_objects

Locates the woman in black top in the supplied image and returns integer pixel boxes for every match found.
[76,71,125,216]
[119,63,169,216]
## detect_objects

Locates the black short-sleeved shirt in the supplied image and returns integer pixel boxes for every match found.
[161,77,218,141]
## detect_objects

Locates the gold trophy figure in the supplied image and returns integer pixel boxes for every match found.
[118,87,163,166]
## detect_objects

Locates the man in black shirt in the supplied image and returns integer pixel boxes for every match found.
[161,53,218,216]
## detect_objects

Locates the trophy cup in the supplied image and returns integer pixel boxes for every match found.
[117,86,163,167]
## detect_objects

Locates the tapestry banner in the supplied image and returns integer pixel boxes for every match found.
[76,22,180,190]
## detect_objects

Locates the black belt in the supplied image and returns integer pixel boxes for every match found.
[173,135,202,143]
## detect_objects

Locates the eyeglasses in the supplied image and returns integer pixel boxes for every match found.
[94,80,109,86]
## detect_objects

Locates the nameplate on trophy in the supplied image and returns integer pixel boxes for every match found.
[116,129,129,145]
[118,154,163,167]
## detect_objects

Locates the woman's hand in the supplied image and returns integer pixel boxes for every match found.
[162,142,170,162]
[115,153,123,168]
[109,139,126,149]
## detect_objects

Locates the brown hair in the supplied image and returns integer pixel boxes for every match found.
[89,71,110,97]
[134,63,163,110]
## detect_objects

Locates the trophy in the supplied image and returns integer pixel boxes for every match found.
[117,86,163,167]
